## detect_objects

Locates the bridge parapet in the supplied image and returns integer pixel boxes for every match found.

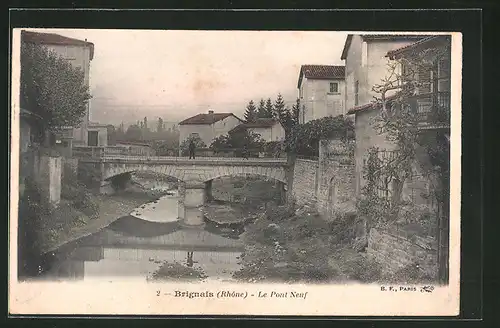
[79,155,289,166]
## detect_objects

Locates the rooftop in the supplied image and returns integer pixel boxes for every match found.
[386,35,451,59]
[21,30,95,60]
[229,118,280,133]
[243,118,280,128]
[179,112,243,125]
[340,34,429,60]
[298,65,345,88]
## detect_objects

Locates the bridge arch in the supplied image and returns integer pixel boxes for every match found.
[102,164,186,182]
[201,165,287,184]
[101,162,287,185]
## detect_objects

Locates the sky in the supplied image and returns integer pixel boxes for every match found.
[26,29,348,125]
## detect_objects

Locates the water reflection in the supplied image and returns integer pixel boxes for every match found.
[41,216,245,282]
[130,191,179,223]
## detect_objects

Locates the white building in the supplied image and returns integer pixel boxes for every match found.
[297,65,346,123]
[340,34,427,113]
[178,110,244,147]
[234,118,285,142]
[21,30,99,149]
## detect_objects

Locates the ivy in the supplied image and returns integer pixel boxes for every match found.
[357,38,451,236]
[287,115,355,157]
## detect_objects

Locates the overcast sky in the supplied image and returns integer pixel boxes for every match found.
[27,29,348,125]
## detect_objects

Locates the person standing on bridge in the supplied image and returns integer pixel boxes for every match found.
[188,139,196,159]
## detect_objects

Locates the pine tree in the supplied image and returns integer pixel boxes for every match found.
[291,98,301,126]
[273,93,286,119]
[264,98,274,118]
[257,98,267,119]
[157,117,164,133]
[244,100,257,123]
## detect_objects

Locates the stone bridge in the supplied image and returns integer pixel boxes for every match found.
[78,155,291,227]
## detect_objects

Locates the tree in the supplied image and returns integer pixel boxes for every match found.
[157,117,164,133]
[244,100,258,123]
[20,42,92,132]
[125,124,143,141]
[209,127,265,156]
[358,37,451,282]
[115,122,126,141]
[264,98,274,118]
[272,93,297,142]
[257,98,267,119]
[106,124,117,145]
[143,116,148,129]
[291,98,301,126]
[179,135,206,156]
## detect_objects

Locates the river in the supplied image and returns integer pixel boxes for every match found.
[34,181,248,283]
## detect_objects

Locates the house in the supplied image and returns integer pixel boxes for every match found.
[21,30,99,149]
[115,141,156,156]
[178,110,244,147]
[341,34,429,113]
[232,118,285,142]
[87,122,109,147]
[346,35,451,204]
[386,35,451,129]
[297,65,346,123]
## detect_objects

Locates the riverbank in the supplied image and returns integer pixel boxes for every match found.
[39,190,161,254]
[232,202,382,284]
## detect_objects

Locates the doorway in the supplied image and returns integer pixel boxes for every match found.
[88,131,99,146]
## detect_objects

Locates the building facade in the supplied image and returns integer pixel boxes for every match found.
[115,141,156,156]
[178,111,244,147]
[297,65,346,123]
[347,35,451,203]
[244,118,285,142]
[341,34,427,114]
[21,30,95,148]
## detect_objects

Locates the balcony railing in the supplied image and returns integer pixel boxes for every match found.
[408,91,450,127]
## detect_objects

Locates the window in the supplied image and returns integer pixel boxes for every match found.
[354,80,359,106]
[329,82,339,93]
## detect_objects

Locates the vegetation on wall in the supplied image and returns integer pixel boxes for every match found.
[286,115,355,157]
[357,39,451,282]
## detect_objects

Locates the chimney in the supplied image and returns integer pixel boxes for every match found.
[208,110,214,114]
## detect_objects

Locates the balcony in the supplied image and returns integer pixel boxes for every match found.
[408,91,450,129]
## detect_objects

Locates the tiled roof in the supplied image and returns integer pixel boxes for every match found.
[346,93,399,115]
[386,35,451,59]
[298,65,345,88]
[340,34,429,60]
[21,30,95,60]
[229,118,280,133]
[243,118,280,128]
[178,113,243,125]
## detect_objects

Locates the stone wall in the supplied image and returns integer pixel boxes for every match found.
[291,158,318,206]
[316,139,356,221]
[290,139,356,220]
[61,157,78,183]
[38,156,62,206]
[368,227,438,279]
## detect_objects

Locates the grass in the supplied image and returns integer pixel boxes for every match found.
[233,202,384,284]
[148,261,207,281]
